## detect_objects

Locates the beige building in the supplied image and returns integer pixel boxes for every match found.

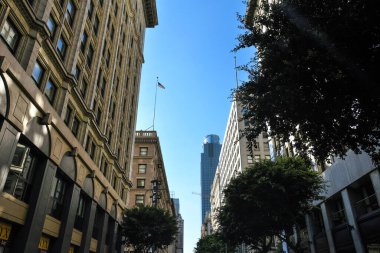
[128,130,176,252]
[0,0,157,252]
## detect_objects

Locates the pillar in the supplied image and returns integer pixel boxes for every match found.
[305,214,316,253]
[13,159,57,253]
[51,184,81,252]
[341,189,366,253]
[320,203,336,253]
[78,200,97,253]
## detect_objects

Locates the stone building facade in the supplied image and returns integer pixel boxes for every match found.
[0,0,157,252]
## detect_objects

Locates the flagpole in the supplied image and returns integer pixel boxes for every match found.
[152,77,158,131]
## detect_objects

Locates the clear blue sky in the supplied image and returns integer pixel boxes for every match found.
[136,1,253,252]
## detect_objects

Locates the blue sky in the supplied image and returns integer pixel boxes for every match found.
[136,1,253,252]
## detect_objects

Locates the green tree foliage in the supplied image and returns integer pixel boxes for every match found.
[194,233,234,253]
[121,205,178,253]
[235,0,380,164]
[217,157,324,253]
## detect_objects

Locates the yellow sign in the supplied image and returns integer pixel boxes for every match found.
[0,222,12,241]
[38,236,50,250]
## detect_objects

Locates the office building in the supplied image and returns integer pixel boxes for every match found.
[172,198,184,253]
[200,134,221,224]
[210,100,270,232]
[0,0,157,252]
[128,130,176,252]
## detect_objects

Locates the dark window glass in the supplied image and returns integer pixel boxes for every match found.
[64,106,72,125]
[88,1,94,19]
[99,0,103,7]
[135,195,144,205]
[47,173,67,219]
[74,65,81,80]
[75,194,86,230]
[137,179,145,189]
[65,0,76,26]
[3,142,38,203]
[57,36,67,59]
[92,207,102,238]
[106,50,110,67]
[138,164,146,174]
[139,147,148,156]
[32,61,44,86]
[44,80,57,103]
[81,32,87,52]
[100,78,106,97]
[87,45,94,67]
[72,116,80,136]
[80,79,88,97]
[47,16,57,37]
[96,107,102,124]
[1,19,21,52]
[90,142,96,159]
[110,26,114,40]
[93,16,99,35]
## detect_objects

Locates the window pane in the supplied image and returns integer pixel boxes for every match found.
[138,164,146,174]
[64,107,72,125]
[57,36,67,58]
[72,116,80,136]
[1,19,20,51]
[47,16,56,36]
[32,61,44,86]
[44,80,57,103]
[137,179,145,188]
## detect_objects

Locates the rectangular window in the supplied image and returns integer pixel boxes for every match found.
[110,25,114,40]
[64,106,72,125]
[265,155,271,160]
[32,61,45,86]
[44,79,57,103]
[71,116,80,137]
[1,19,21,52]
[74,194,86,230]
[81,32,87,52]
[3,143,37,203]
[47,16,57,37]
[96,107,102,124]
[47,173,67,219]
[80,79,88,97]
[264,141,270,150]
[87,44,94,67]
[90,142,96,159]
[100,78,106,97]
[65,0,76,26]
[254,155,261,162]
[57,36,68,59]
[88,1,94,19]
[247,155,253,164]
[138,164,146,174]
[93,16,99,35]
[135,195,144,205]
[137,179,145,189]
[139,147,148,156]
[74,65,81,80]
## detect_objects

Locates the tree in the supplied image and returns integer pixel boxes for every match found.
[194,233,234,253]
[217,157,324,253]
[235,0,380,165]
[121,205,178,253]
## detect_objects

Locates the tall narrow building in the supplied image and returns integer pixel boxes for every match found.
[200,134,221,224]
[0,0,157,252]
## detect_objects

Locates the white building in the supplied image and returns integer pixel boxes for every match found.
[210,100,270,231]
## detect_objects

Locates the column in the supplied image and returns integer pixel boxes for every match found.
[96,212,109,253]
[51,184,81,252]
[305,214,316,253]
[13,159,57,253]
[320,203,336,253]
[370,169,380,205]
[78,200,97,253]
[108,220,119,253]
[341,189,366,253]
[0,121,20,192]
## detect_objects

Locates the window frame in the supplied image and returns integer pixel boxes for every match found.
[0,18,21,53]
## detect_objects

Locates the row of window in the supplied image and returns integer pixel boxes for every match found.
[247,155,271,164]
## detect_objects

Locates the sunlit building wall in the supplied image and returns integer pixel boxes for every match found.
[0,0,157,252]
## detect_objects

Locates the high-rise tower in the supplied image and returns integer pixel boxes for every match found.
[200,134,221,224]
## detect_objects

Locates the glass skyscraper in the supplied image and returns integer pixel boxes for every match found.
[201,135,221,224]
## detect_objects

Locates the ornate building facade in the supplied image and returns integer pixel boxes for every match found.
[0,0,157,252]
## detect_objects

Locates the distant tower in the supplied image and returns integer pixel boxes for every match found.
[201,135,221,224]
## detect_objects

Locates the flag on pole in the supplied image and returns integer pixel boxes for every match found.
[157,82,166,89]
